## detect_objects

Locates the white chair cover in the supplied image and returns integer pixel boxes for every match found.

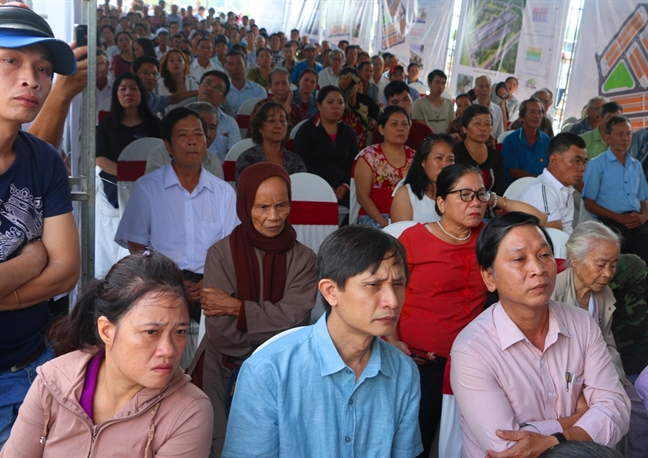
[349,152,363,224]
[290,118,308,139]
[503,176,536,200]
[116,137,163,217]
[383,221,417,238]
[253,327,305,354]
[236,97,263,138]
[546,227,570,259]
[222,138,255,187]
[497,130,515,145]
[289,172,338,254]
[438,394,463,458]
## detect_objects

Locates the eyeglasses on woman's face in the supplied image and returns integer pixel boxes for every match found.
[447,188,491,202]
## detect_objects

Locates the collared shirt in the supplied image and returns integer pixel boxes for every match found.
[226,79,267,114]
[569,117,593,136]
[637,365,648,413]
[628,127,648,165]
[473,100,505,137]
[582,149,648,214]
[519,168,575,235]
[581,127,608,160]
[222,315,423,458]
[115,163,239,273]
[155,45,171,60]
[292,60,323,84]
[501,127,551,184]
[317,65,340,88]
[147,91,170,115]
[451,301,630,456]
[189,59,225,85]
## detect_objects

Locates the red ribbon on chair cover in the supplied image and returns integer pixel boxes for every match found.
[236,114,251,129]
[289,201,338,225]
[223,161,236,182]
[116,161,147,182]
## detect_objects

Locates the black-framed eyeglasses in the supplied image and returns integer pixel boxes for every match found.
[447,188,491,202]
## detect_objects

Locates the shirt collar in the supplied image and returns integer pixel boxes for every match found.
[162,162,212,194]
[542,168,574,194]
[604,149,627,163]
[312,314,387,379]
[493,301,571,351]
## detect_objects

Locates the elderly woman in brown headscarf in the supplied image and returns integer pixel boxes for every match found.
[189,162,317,457]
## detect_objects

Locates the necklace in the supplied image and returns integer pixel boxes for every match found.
[437,221,471,241]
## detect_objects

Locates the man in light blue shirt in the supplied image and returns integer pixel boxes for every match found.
[224,51,267,113]
[583,116,648,262]
[501,97,551,185]
[223,226,423,458]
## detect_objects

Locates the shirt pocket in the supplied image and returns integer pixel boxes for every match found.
[202,221,224,249]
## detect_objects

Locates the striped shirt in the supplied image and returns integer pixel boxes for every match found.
[519,168,575,235]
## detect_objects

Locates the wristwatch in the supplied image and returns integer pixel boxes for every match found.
[551,432,567,443]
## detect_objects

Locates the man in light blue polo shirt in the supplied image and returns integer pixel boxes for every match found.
[501,97,551,185]
[223,226,423,458]
[224,50,266,113]
[291,43,323,84]
[583,115,648,262]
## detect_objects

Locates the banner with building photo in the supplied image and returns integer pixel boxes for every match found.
[374,0,414,67]
[407,0,454,78]
[565,1,648,130]
[450,0,568,110]
[323,0,354,48]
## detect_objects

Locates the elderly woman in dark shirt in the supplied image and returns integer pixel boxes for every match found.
[235,102,306,183]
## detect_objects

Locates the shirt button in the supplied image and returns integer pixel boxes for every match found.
[346,369,352,374]
[540,359,544,365]
[548,392,553,397]
[348,399,353,405]
[345,436,351,443]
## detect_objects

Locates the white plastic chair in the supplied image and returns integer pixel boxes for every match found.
[290,118,308,140]
[116,137,163,217]
[561,122,574,133]
[349,152,363,224]
[223,138,255,187]
[578,194,594,223]
[546,227,569,259]
[253,326,305,354]
[289,172,338,253]
[497,130,515,145]
[442,88,455,101]
[382,221,417,238]
[409,81,428,96]
[236,97,263,138]
[503,177,536,200]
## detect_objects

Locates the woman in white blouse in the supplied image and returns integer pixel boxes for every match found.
[158,49,199,113]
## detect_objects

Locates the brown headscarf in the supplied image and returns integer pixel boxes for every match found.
[230,162,296,331]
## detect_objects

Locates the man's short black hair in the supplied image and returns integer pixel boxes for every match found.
[316,226,410,312]
[600,101,623,118]
[606,115,631,135]
[200,70,230,96]
[519,97,544,118]
[475,212,553,272]
[132,55,159,73]
[384,81,410,100]
[160,107,208,144]
[427,69,447,83]
[548,132,586,157]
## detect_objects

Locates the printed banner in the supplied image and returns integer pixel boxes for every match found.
[451,0,568,109]
[324,0,354,46]
[284,0,321,44]
[349,0,376,53]
[565,1,648,130]
[374,0,454,80]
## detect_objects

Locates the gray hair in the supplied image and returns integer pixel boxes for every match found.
[330,49,344,61]
[186,102,218,115]
[566,221,621,266]
[268,67,290,84]
[586,96,607,110]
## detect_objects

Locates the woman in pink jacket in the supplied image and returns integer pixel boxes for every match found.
[0,252,213,458]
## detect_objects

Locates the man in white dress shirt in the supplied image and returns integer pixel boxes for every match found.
[473,75,504,138]
[190,38,225,83]
[115,107,238,332]
[519,133,587,235]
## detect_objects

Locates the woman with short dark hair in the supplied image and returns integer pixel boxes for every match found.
[235,102,306,183]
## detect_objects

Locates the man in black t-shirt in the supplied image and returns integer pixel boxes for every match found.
[0,4,80,448]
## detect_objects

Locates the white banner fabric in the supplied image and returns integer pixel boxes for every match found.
[565,1,648,130]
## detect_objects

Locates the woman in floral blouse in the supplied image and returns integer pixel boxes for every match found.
[354,106,415,227]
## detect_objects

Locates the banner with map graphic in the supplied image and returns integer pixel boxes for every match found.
[451,0,568,106]
[565,1,648,130]
[374,0,453,74]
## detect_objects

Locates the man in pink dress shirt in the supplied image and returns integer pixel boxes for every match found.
[451,212,630,457]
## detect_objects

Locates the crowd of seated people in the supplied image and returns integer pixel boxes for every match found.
[3,1,648,458]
